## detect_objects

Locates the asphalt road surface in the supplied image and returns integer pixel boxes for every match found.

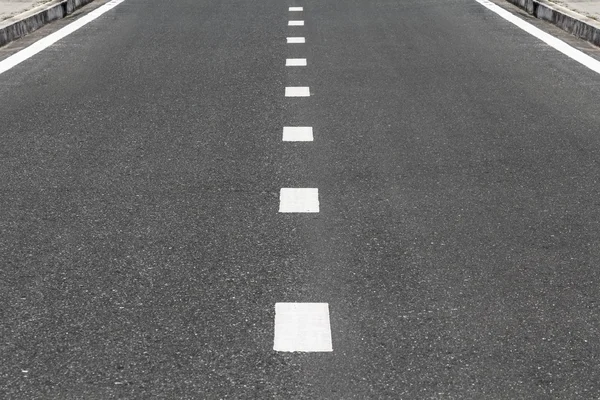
[1,0,600,398]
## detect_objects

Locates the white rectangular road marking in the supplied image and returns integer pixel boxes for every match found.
[283,127,313,141]
[274,303,333,352]
[0,0,127,75]
[287,37,305,44]
[288,20,304,26]
[286,58,307,66]
[285,86,310,97]
[475,0,600,75]
[289,7,303,11]
[279,188,319,212]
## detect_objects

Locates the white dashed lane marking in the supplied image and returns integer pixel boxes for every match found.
[274,303,333,352]
[283,127,313,142]
[285,86,310,97]
[286,58,307,66]
[279,188,319,212]
[278,5,331,357]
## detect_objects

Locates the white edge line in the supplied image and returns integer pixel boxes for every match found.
[0,0,127,75]
[474,0,600,75]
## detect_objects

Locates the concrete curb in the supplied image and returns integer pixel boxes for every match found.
[0,0,95,47]
[505,0,600,46]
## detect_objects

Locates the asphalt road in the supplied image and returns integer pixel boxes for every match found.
[1,0,600,398]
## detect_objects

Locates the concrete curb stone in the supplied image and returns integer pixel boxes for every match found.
[0,0,95,47]
[505,0,600,46]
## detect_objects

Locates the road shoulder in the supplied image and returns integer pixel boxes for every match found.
[504,0,600,46]
[0,0,97,47]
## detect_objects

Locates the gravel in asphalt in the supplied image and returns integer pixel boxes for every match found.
[1,0,600,397]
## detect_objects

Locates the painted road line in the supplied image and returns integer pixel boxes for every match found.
[289,20,305,26]
[285,86,310,97]
[286,58,307,66]
[289,7,303,11]
[279,188,319,212]
[283,127,313,141]
[475,0,600,75]
[0,0,127,75]
[287,37,305,44]
[273,303,333,352]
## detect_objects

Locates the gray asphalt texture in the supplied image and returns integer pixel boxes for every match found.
[1,0,600,398]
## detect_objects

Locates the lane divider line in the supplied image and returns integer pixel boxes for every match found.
[279,188,319,212]
[288,20,305,26]
[285,86,310,97]
[289,7,303,11]
[286,58,307,66]
[475,0,600,75]
[283,126,314,141]
[274,303,333,352]
[0,0,127,75]
[287,37,305,43]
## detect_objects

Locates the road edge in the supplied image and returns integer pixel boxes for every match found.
[0,0,96,47]
[505,0,600,46]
